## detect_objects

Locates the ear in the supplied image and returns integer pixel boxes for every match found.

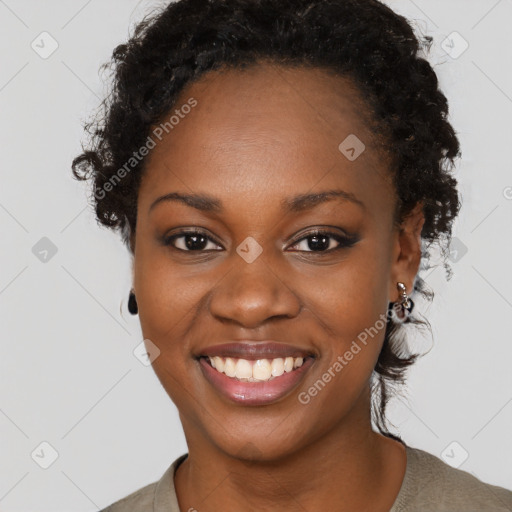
[389,202,425,302]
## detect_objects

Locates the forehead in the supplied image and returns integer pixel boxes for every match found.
[139,62,395,218]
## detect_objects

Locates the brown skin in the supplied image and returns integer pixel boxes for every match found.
[132,62,424,511]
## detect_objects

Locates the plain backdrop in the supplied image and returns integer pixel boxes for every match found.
[0,0,511,510]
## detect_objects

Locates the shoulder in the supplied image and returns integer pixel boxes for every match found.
[99,453,188,512]
[100,481,158,512]
[393,445,512,512]
[101,482,157,512]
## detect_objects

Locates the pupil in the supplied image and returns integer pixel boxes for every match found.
[186,234,207,250]
[309,235,329,251]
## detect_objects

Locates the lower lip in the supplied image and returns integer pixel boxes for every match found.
[198,356,315,406]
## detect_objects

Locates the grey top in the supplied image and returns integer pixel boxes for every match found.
[101,445,512,511]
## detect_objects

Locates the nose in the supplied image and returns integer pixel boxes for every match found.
[208,253,301,329]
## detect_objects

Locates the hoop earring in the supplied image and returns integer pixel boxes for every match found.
[128,289,138,315]
[390,281,414,323]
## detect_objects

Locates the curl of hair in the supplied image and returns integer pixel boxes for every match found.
[71,0,461,441]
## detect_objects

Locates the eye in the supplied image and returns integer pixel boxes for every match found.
[288,229,358,253]
[162,228,358,254]
[162,229,222,252]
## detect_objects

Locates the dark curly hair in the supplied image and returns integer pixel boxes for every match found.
[71,0,461,442]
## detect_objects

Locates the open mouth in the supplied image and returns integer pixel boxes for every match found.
[199,355,315,383]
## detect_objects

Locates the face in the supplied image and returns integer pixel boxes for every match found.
[133,62,423,460]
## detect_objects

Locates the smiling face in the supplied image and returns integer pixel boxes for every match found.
[132,62,422,460]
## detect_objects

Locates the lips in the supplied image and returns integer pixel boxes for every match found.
[195,341,316,405]
[196,341,315,360]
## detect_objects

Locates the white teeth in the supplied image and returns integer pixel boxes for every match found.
[224,357,237,378]
[270,357,284,376]
[235,358,253,379]
[207,356,307,382]
[253,359,272,381]
[213,356,224,372]
[284,357,294,372]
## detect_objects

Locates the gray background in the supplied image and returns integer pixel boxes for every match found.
[0,0,511,510]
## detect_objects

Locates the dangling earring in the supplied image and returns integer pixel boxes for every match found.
[128,289,138,315]
[390,281,414,323]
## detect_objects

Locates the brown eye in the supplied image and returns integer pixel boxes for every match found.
[288,230,359,253]
[163,230,222,251]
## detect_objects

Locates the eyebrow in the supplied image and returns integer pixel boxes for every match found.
[148,188,365,214]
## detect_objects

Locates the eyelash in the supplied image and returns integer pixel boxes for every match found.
[162,228,358,254]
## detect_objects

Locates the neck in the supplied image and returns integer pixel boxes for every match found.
[174,391,406,512]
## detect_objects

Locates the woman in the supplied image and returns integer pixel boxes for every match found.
[72,0,512,510]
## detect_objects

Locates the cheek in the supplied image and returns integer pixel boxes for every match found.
[133,242,224,405]
[296,241,392,398]
[133,232,206,335]
[303,246,390,344]
[133,249,208,408]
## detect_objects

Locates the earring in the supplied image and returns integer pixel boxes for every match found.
[390,282,414,323]
[128,289,138,315]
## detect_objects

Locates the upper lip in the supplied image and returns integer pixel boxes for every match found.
[197,342,315,360]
